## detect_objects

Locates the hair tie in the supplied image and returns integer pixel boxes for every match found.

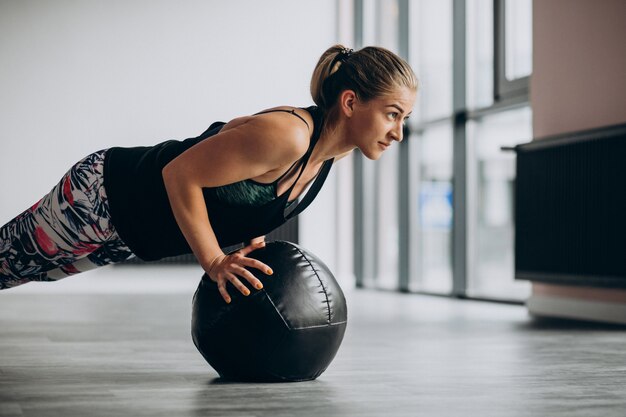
[340,47,354,60]
[328,47,354,76]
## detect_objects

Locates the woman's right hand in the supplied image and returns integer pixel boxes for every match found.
[206,241,273,304]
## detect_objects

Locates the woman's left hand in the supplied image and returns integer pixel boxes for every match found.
[207,239,272,303]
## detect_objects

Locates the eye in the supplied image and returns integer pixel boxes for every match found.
[388,112,399,120]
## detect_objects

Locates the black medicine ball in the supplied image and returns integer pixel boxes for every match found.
[191,241,348,382]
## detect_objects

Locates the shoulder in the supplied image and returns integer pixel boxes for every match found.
[227,107,314,160]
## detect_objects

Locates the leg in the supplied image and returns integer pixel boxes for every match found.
[0,150,133,289]
[41,239,136,281]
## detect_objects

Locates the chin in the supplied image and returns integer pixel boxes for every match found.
[358,147,383,161]
[363,150,384,161]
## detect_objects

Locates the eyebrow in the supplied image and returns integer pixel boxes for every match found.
[387,104,412,116]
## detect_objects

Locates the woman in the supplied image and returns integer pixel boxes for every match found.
[0,44,418,303]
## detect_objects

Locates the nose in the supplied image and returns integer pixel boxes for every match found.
[390,121,404,142]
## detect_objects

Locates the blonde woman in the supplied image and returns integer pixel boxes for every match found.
[0,45,418,303]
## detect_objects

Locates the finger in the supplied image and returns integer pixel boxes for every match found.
[217,282,231,304]
[231,264,264,290]
[245,238,266,247]
[225,272,251,296]
[238,257,274,276]
[239,240,266,256]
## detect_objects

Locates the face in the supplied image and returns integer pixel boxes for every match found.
[345,86,416,160]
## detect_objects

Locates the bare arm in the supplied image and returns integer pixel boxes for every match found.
[162,114,308,302]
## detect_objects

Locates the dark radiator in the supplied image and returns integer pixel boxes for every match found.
[514,123,626,288]
[123,217,299,265]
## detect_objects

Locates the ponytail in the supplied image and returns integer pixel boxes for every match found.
[310,44,418,114]
[310,44,350,110]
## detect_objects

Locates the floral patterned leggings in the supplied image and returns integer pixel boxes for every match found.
[0,150,134,290]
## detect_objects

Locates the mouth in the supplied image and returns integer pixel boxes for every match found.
[378,142,390,150]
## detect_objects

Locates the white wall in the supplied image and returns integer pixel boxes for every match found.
[0,0,344,274]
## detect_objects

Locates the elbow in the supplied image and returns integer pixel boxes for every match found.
[163,158,203,197]
[162,160,197,196]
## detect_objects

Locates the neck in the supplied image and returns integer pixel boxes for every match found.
[309,118,355,165]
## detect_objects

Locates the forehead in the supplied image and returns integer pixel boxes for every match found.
[374,87,416,111]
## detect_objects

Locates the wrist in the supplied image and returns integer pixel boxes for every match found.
[203,252,226,276]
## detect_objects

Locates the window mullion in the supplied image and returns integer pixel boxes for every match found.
[452,0,468,297]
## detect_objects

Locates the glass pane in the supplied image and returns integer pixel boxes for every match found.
[467,107,532,300]
[362,0,399,51]
[361,0,377,47]
[410,123,454,293]
[409,0,453,122]
[360,157,378,288]
[375,145,400,290]
[363,0,402,290]
[466,0,494,109]
[377,0,399,51]
[505,0,532,80]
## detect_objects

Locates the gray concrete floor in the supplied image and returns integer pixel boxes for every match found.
[1,266,625,417]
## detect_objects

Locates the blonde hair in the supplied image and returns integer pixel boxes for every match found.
[310,44,418,114]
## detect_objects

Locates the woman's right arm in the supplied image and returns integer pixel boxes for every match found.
[162,115,309,303]
[162,166,247,303]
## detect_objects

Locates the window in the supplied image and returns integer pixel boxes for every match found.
[410,123,454,293]
[409,0,453,122]
[467,0,494,109]
[466,107,532,300]
[356,0,403,290]
[495,0,532,100]
[352,0,532,302]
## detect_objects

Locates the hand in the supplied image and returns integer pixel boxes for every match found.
[206,241,273,304]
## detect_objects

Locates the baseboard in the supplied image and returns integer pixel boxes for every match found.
[526,294,626,325]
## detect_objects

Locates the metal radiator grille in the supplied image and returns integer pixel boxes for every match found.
[514,123,626,287]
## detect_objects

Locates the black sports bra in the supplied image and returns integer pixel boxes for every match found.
[212,108,313,208]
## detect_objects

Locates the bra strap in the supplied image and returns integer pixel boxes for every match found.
[254,108,310,130]
[285,158,334,220]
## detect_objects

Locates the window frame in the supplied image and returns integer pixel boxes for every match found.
[494,0,531,101]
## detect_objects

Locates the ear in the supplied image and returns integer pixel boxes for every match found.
[338,89,357,117]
